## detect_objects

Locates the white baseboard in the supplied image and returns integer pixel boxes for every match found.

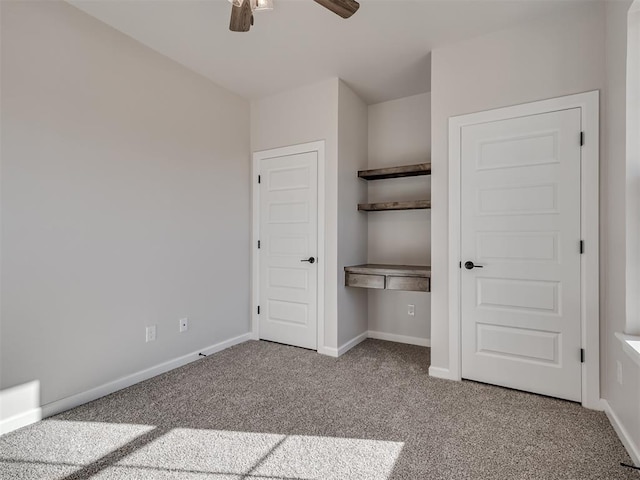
[602,399,640,466]
[367,330,431,347]
[317,346,334,357]
[338,332,368,356]
[322,332,369,358]
[321,331,430,358]
[0,408,42,436]
[321,347,339,357]
[40,333,253,420]
[428,366,457,380]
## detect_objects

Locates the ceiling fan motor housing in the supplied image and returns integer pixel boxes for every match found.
[229,0,360,32]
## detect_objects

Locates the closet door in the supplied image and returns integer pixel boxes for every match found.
[258,151,318,350]
[460,108,582,402]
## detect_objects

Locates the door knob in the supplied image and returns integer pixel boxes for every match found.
[301,257,316,264]
[464,261,483,270]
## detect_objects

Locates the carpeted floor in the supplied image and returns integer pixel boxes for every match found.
[0,339,637,479]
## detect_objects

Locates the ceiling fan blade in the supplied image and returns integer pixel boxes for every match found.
[229,0,253,32]
[313,0,360,19]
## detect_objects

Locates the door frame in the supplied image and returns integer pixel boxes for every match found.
[251,141,326,351]
[447,91,600,409]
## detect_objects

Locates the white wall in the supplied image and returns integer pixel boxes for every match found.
[1,0,250,419]
[367,93,431,342]
[251,79,341,350]
[604,0,640,460]
[337,81,368,347]
[430,1,606,373]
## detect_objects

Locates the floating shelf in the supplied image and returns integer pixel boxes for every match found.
[358,200,431,211]
[358,162,431,180]
[344,264,431,292]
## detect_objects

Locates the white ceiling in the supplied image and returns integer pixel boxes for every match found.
[69,0,589,105]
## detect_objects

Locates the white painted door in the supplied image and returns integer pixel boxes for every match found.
[461,108,582,402]
[259,152,318,350]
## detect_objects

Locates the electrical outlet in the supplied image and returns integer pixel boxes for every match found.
[145,325,157,343]
[408,304,415,316]
[617,360,623,385]
[179,317,188,333]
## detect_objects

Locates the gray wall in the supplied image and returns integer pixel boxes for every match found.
[250,79,341,350]
[604,0,640,457]
[429,0,640,457]
[1,1,251,409]
[251,79,371,351]
[367,93,431,343]
[429,1,606,372]
[337,81,369,347]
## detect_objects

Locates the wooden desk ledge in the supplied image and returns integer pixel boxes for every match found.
[344,264,431,292]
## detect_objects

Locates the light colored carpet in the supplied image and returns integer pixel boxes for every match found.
[0,339,637,479]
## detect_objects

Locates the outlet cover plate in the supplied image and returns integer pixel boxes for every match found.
[179,318,188,333]
[146,325,157,342]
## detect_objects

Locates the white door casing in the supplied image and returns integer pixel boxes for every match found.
[445,91,600,409]
[252,142,325,351]
[460,108,582,401]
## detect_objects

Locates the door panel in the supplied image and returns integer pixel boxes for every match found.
[461,108,582,402]
[476,324,560,365]
[259,152,318,350]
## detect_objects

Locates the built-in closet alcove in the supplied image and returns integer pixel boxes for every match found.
[345,92,432,345]
[251,80,430,351]
[345,161,431,292]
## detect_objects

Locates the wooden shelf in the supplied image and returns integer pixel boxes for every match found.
[345,264,430,277]
[358,200,431,211]
[358,162,431,180]
[344,264,431,292]
[353,163,431,292]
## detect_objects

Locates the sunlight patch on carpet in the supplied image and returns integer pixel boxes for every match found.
[0,420,404,480]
